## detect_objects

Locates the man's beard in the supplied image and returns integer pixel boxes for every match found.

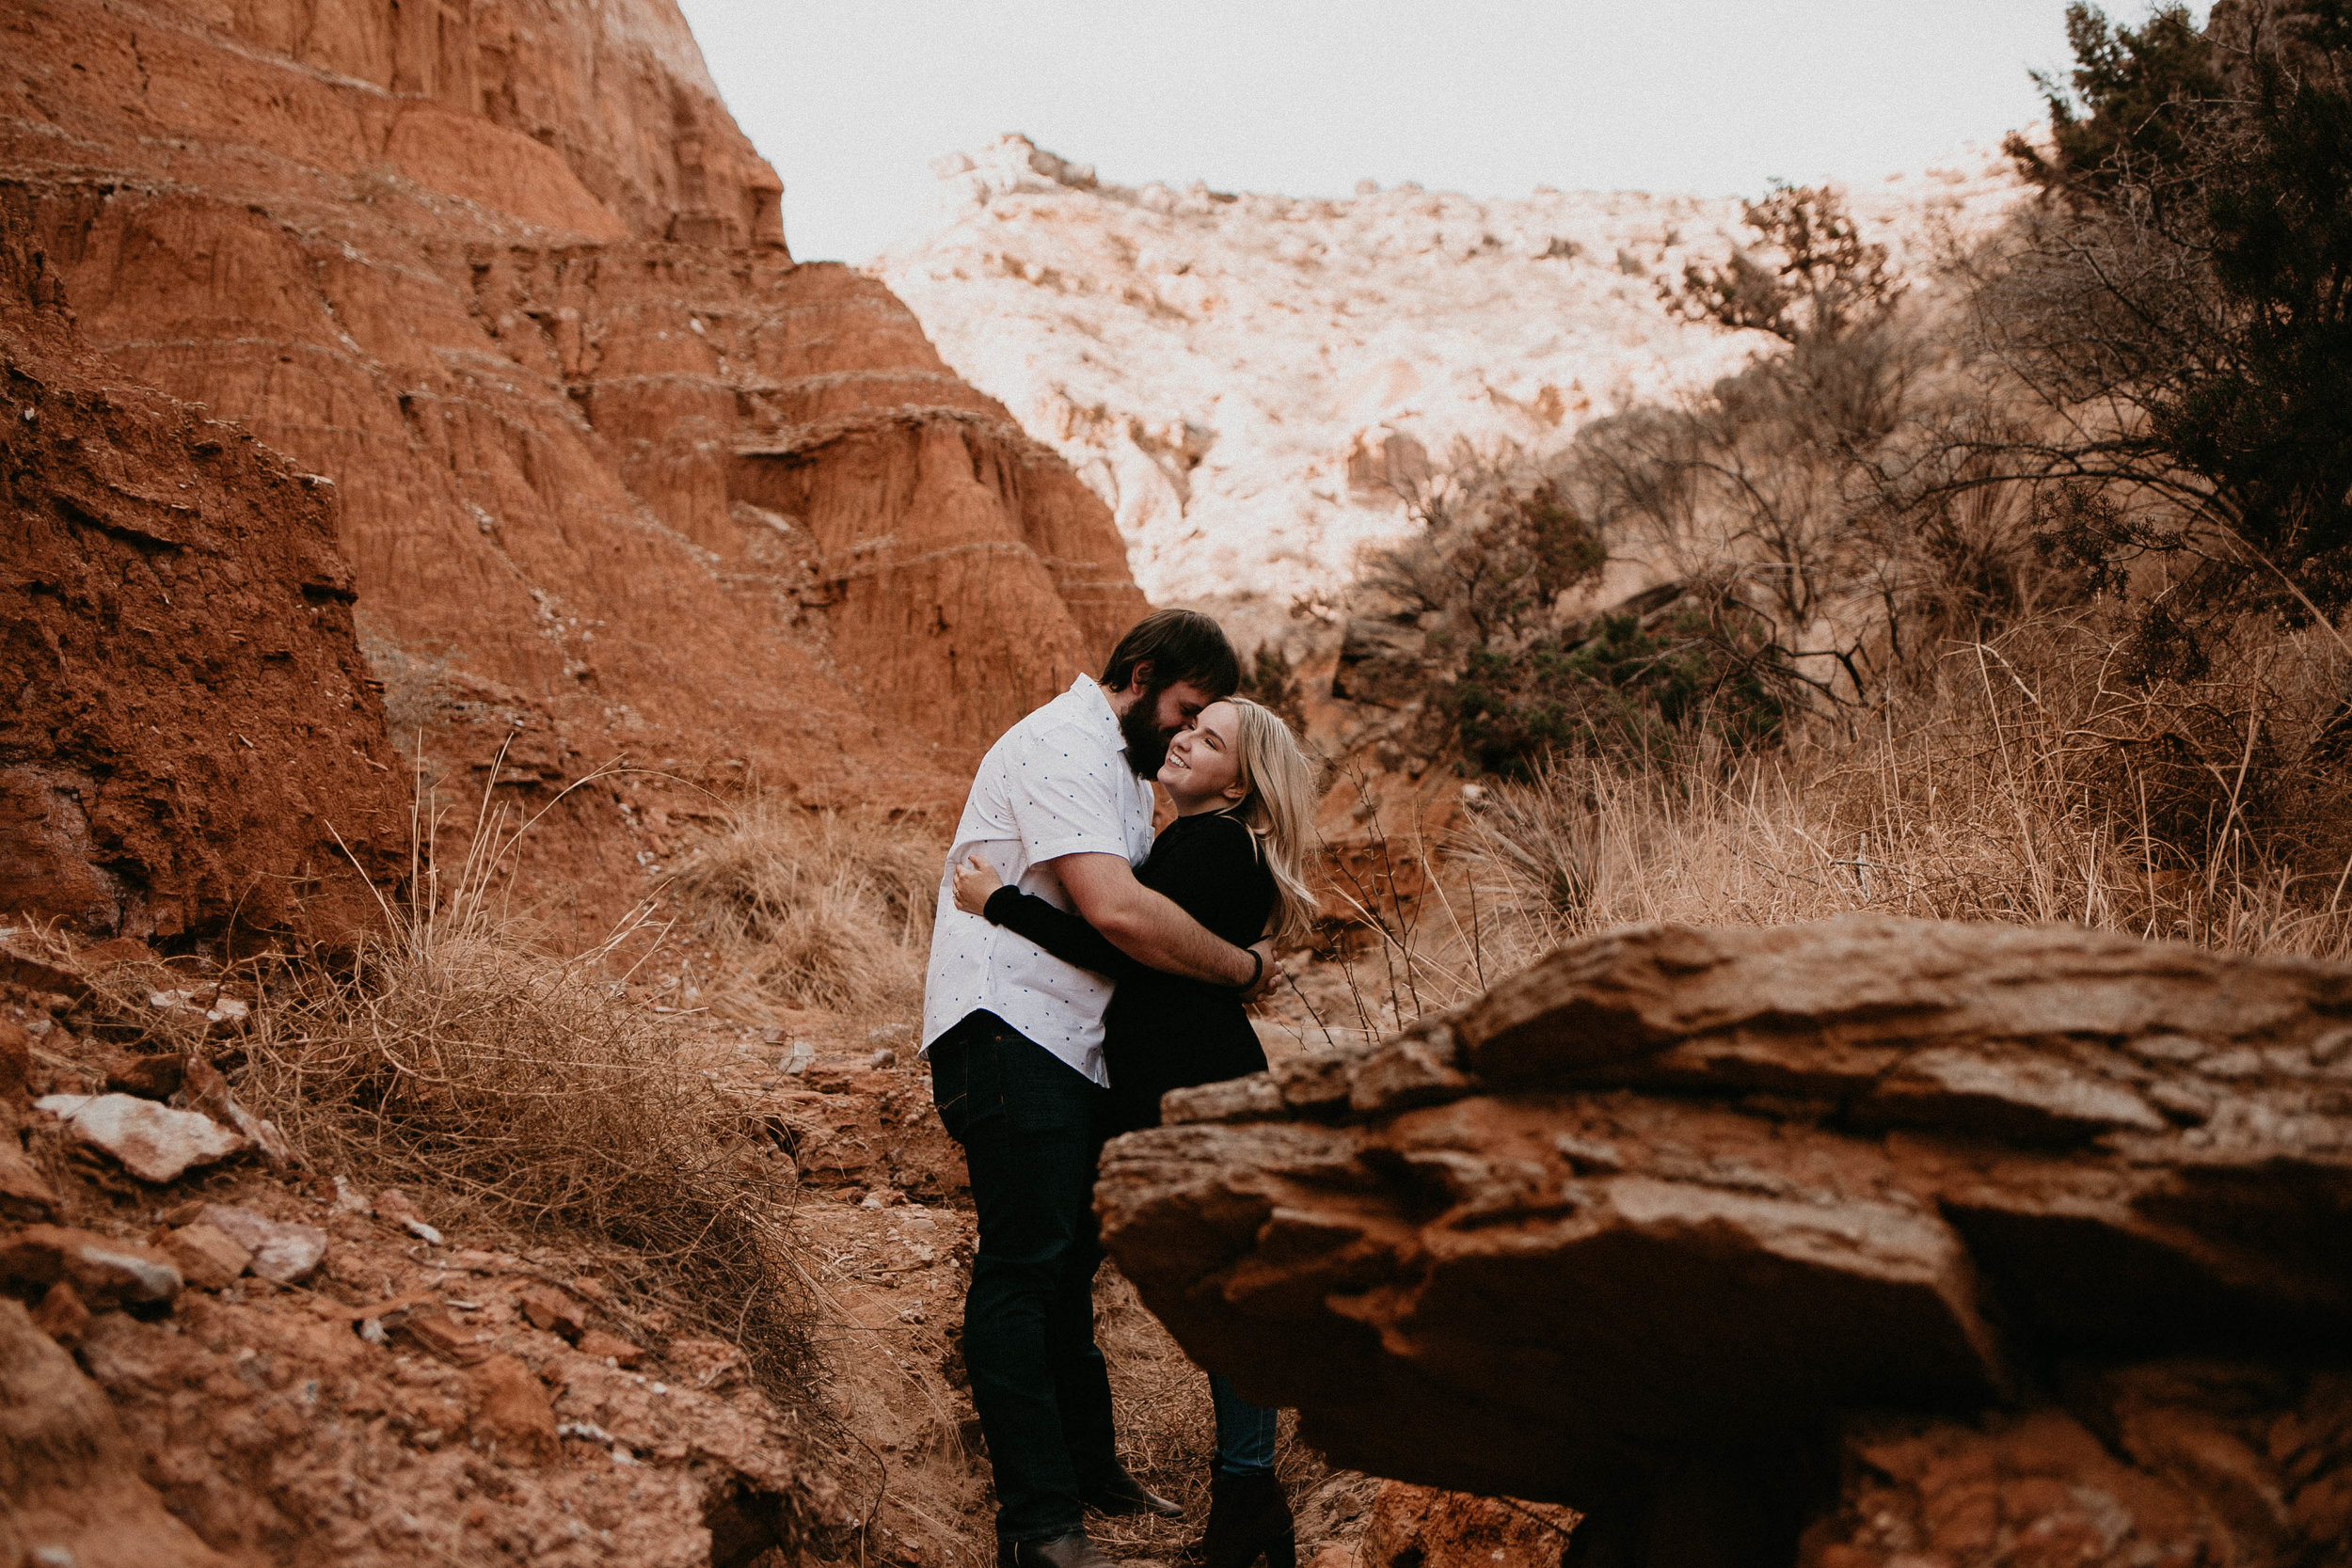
[1119,686,1175,778]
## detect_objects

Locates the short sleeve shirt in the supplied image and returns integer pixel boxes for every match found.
[920,675,1155,1083]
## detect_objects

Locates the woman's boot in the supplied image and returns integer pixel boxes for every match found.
[1193,1468,1295,1568]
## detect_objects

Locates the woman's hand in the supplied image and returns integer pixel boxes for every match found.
[951,853,1004,916]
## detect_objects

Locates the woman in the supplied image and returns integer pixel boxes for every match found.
[951,696,1320,1568]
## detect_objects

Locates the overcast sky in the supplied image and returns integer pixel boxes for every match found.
[677,1,2197,265]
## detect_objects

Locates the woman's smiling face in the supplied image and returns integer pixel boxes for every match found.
[1157,700,1243,807]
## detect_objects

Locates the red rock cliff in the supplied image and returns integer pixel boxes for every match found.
[1,230,406,943]
[0,0,1146,883]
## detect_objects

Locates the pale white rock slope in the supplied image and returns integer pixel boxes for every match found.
[875,135,2022,605]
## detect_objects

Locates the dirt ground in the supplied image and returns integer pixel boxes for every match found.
[1,940,1388,1568]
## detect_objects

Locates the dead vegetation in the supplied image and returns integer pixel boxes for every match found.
[1467,633,2352,960]
[674,801,945,1018]
[215,783,824,1397]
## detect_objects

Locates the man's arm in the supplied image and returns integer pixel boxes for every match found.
[1051,853,1269,990]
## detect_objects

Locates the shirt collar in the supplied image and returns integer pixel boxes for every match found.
[1071,673,1126,754]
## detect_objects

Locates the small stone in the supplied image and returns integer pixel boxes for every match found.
[575,1328,645,1368]
[0,1224,181,1307]
[0,1138,58,1220]
[34,1093,246,1182]
[31,1279,91,1348]
[164,1221,254,1289]
[329,1174,372,1214]
[192,1204,326,1284]
[517,1285,588,1341]
[870,1047,898,1069]
[0,1018,30,1099]
[397,1309,491,1367]
[467,1354,560,1464]
[180,1057,292,1169]
[375,1187,444,1246]
[783,1040,816,1075]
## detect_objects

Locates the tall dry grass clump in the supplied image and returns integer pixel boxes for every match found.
[241,784,816,1388]
[673,801,943,1016]
[1467,617,2352,962]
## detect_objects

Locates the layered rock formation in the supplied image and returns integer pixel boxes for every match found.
[879,135,2019,604]
[0,2,1145,928]
[1,230,405,944]
[1098,916,2352,1567]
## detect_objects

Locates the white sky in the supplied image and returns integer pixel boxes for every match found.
[677,2,2194,265]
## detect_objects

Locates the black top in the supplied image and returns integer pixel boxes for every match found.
[982,809,1276,1135]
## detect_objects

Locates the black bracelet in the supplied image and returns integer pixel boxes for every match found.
[1237,946,1263,991]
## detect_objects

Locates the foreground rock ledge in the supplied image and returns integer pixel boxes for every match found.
[1096,915,2352,1566]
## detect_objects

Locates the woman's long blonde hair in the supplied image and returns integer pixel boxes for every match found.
[1225,698,1323,945]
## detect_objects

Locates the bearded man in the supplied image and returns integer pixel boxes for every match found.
[922,610,1276,1568]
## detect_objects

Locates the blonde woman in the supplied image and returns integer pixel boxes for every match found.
[952,696,1320,1568]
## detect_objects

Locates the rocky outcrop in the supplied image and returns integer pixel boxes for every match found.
[1,231,406,943]
[1096,915,2352,1567]
[880,135,2021,604]
[1,2,1146,930]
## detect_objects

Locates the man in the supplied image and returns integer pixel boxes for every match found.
[924,610,1275,1568]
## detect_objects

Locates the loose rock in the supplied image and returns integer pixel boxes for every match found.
[516,1285,587,1341]
[33,1093,245,1183]
[160,1222,253,1291]
[467,1354,560,1465]
[0,1138,59,1220]
[373,1186,443,1246]
[574,1328,645,1368]
[30,1280,91,1349]
[0,1225,181,1307]
[187,1204,325,1285]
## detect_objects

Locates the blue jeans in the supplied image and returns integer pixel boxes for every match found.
[1211,1370,1278,1476]
[930,1012,1119,1541]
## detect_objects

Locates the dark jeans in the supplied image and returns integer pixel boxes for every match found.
[930,1011,1118,1541]
[1209,1370,1278,1476]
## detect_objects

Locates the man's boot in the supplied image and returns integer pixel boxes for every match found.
[1080,1461,1183,1518]
[1000,1531,1116,1568]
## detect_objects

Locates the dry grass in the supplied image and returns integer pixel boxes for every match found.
[232,778,819,1391]
[1465,619,2352,961]
[674,801,944,1018]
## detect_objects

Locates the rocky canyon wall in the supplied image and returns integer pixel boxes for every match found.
[1099,915,2352,1568]
[1,225,405,944]
[879,135,2021,608]
[2,0,1145,934]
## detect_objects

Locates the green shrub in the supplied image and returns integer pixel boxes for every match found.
[1451,607,1787,779]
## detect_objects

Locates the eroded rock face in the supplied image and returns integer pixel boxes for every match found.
[0,232,405,942]
[1096,915,2352,1566]
[880,135,2022,604]
[0,0,1146,927]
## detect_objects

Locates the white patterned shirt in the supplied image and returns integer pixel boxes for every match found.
[920,674,1155,1084]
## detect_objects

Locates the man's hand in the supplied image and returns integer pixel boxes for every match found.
[1055,852,1260,987]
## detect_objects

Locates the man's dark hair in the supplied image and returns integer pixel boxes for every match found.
[1101,609,1240,698]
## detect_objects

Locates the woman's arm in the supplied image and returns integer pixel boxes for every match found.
[981,885,1151,980]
